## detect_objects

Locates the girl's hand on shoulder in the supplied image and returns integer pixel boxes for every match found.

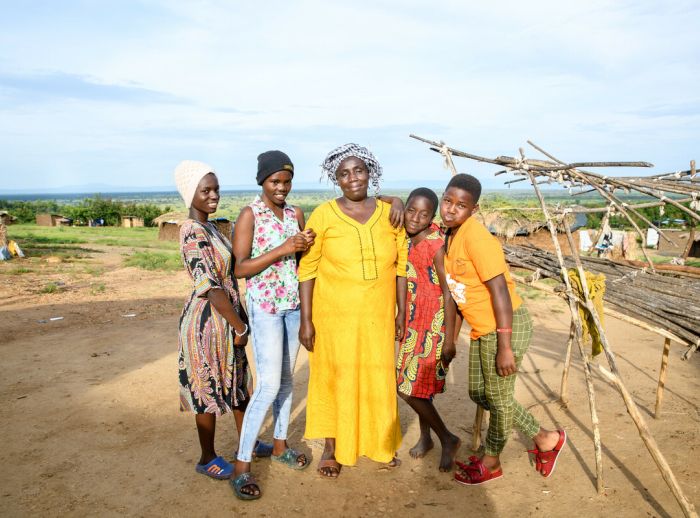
[441,340,456,367]
[388,197,405,228]
[299,319,315,352]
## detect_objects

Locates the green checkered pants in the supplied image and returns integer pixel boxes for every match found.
[468,305,540,456]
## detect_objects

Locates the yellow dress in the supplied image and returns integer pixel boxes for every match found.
[298,199,408,465]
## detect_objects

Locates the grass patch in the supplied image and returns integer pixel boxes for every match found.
[123,251,181,271]
[91,282,106,294]
[41,283,59,294]
[0,266,33,275]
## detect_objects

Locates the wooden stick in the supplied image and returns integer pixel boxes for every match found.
[654,338,672,419]
[598,366,698,518]
[525,167,605,494]
[472,406,484,451]
[681,227,695,260]
[560,320,576,405]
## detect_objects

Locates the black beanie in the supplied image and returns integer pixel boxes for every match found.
[256,150,294,185]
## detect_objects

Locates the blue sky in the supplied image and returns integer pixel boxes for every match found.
[1,0,698,192]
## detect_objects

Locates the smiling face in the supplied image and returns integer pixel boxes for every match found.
[190,173,220,214]
[440,186,478,229]
[404,195,436,236]
[335,156,369,201]
[261,170,293,207]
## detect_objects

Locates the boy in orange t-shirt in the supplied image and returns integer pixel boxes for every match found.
[441,174,566,486]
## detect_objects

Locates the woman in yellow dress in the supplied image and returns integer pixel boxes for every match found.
[298,143,408,477]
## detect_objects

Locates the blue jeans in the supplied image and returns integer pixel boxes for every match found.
[237,298,301,463]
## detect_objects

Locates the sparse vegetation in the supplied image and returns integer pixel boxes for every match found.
[123,251,182,271]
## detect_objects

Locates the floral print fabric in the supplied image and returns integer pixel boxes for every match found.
[245,195,300,314]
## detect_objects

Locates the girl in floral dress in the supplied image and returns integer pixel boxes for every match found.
[231,150,315,500]
[396,188,461,472]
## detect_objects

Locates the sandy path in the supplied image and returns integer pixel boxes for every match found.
[0,267,698,517]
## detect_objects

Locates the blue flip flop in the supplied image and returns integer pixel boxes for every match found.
[253,440,273,458]
[195,456,233,480]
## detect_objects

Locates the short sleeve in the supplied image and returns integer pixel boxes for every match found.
[395,226,408,277]
[465,226,507,283]
[181,222,223,297]
[298,204,326,282]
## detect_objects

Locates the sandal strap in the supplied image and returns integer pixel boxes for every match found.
[232,472,257,489]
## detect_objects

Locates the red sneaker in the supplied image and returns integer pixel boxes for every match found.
[454,456,503,486]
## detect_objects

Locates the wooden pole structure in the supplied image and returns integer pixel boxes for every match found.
[560,218,697,518]
[599,366,698,518]
[559,320,576,406]
[471,406,484,451]
[524,164,605,494]
[654,338,672,419]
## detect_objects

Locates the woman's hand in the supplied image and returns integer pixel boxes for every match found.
[233,330,249,347]
[299,319,315,352]
[394,314,405,342]
[495,344,517,377]
[284,233,313,255]
[388,197,405,228]
[441,340,456,368]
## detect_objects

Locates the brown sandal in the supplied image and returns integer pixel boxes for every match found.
[317,458,342,478]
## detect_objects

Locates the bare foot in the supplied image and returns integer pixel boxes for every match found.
[439,434,461,472]
[382,457,402,469]
[409,435,434,459]
[533,428,560,452]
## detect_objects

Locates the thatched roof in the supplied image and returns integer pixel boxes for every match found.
[476,208,579,239]
[153,211,190,226]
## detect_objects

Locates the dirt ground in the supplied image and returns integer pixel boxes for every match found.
[0,245,698,517]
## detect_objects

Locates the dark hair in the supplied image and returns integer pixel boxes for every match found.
[446,173,482,203]
[406,187,439,218]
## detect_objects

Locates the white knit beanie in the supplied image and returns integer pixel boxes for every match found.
[174,160,216,208]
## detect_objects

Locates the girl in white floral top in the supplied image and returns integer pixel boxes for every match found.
[231,150,315,500]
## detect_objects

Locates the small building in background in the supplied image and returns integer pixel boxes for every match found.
[36,213,66,226]
[153,212,232,241]
[0,211,17,226]
[121,215,145,228]
[652,228,700,258]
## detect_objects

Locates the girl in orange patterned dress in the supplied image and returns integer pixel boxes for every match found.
[396,188,461,472]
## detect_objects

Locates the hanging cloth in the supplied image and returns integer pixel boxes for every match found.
[567,269,606,357]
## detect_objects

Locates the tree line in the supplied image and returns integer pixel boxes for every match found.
[0,196,170,226]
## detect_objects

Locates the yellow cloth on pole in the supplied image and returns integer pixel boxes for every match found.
[567,269,606,357]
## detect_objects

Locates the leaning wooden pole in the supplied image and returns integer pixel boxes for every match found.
[524,166,605,494]
[471,406,484,451]
[560,219,697,518]
[559,320,576,406]
[654,338,672,419]
[599,366,698,518]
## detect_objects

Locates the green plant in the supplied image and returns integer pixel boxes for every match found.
[41,283,58,294]
[91,282,106,294]
[123,251,182,271]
